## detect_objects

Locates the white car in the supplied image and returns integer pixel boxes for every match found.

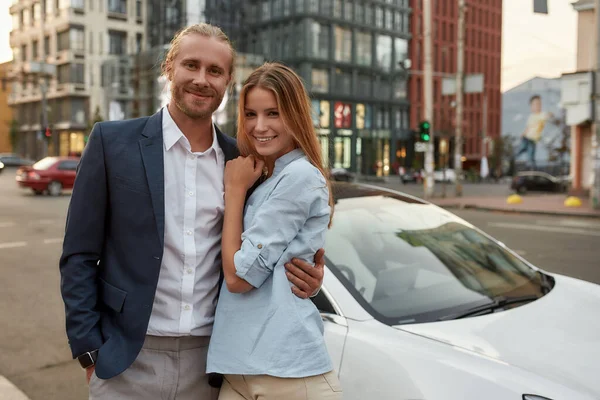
[314,182,599,400]
[433,168,457,182]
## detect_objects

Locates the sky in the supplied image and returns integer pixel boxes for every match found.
[0,0,579,92]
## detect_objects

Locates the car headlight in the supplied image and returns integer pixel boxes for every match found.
[0,161,4,168]
[523,395,553,400]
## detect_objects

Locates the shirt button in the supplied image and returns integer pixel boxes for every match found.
[257,244,263,249]
[186,230,193,236]
[184,305,191,310]
[188,191,194,196]
[187,269,193,274]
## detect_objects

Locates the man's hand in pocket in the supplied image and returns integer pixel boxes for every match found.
[86,365,95,384]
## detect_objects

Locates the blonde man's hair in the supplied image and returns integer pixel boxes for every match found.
[237,62,334,226]
[161,23,236,79]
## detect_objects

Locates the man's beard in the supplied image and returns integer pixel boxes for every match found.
[171,83,224,120]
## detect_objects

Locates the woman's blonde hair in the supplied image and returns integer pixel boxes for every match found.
[161,23,236,79]
[237,62,334,226]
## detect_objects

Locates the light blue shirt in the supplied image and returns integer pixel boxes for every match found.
[207,149,333,377]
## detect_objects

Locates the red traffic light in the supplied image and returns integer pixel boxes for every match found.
[44,127,52,137]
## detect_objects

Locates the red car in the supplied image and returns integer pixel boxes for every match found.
[16,156,79,196]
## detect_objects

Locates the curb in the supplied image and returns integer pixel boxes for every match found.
[0,376,30,400]
[437,203,600,219]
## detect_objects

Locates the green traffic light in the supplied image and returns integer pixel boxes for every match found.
[422,133,430,142]
[421,121,430,129]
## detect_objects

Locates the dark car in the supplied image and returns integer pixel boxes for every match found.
[510,171,568,194]
[330,168,355,182]
[0,153,35,167]
[16,156,79,196]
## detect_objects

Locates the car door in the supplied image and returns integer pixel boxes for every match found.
[311,289,348,372]
[57,160,78,188]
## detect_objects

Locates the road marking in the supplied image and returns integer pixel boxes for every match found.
[0,222,16,228]
[535,219,600,229]
[0,241,27,249]
[488,222,600,237]
[43,238,63,244]
[29,219,58,225]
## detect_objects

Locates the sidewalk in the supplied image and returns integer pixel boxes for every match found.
[0,376,30,400]
[431,193,600,218]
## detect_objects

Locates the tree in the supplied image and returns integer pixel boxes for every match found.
[85,106,104,144]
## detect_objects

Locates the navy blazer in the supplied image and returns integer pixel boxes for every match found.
[59,110,239,379]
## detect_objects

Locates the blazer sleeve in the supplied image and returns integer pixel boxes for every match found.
[59,122,107,358]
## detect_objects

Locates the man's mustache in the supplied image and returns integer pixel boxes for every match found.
[182,85,216,97]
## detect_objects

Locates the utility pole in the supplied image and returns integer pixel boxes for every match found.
[454,0,466,197]
[593,0,600,209]
[423,0,435,199]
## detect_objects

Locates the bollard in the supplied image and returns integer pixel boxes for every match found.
[506,194,523,204]
[564,196,582,208]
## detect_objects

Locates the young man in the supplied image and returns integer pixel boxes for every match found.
[59,23,325,400]
[514,95,558,169]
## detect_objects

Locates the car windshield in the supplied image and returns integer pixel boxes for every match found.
[32,157,57,170]
[325,189,547,325]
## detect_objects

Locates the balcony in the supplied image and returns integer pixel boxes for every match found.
[561,70,594,126]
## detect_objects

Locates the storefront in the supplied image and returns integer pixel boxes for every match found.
[57,131,86,157]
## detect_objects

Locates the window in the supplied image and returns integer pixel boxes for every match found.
[376,35,392,72]
[273,0,281,17]
[345,1,353,20]
[283,0,291,16]
[320,0,332,16]
[356,31,372,66]
[107,0,126,14]
[89,32,93,54]
[393,79,406,99]
[71,98,86,123]
[44,36,50,56]
[357,75,371,97]
[135,33,143,53]
[375,6,383,28]
[71,0,84,9]
[334,69,351,95]
[261,0,270,20]
[334,26,351,63]
[311,68,328,93]
[333,0,342,18]
[99,32,103,54]
[135,0,142,18]
[308,0,318,13]
[108,30,127,55]
[58,160,79,170]
[70,27,85,51]
[364,4,373,25]
[385,9,393,30]
[33,3,41,21]
[45,0,53,16]
[58,63,85,84]
[296,0,305,13]
[355,3,363,23]
[310,22,329,59]
[32,40,39,60]
[394,38,408,70]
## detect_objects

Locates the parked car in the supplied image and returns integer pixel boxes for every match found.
[510,171,568,194]
[313,182,599,400]
[400,168,423,183]
[16,156,79,196]
[433,168,457,183]
[329,167,354,182]
[0,153,35,167]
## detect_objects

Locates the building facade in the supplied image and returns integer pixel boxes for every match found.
[204,0,412,176]
[8,0,146,160]
[408,0,502,172]
[0,62,14,154]
[564,0,596,196]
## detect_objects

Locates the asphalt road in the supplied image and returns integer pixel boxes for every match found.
[0,170,598,400]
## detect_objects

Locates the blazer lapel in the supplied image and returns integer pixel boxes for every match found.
[139,110,165,248]
[215,125,239,161]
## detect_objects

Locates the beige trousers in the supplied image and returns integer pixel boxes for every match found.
[89,335,219,400]
[219,371,343,400]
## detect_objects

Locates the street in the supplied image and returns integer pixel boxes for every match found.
[0,170,599,400]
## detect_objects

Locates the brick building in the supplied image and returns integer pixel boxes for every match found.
[408,0,502,171]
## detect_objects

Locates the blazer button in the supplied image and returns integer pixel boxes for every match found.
[257,244,263,249]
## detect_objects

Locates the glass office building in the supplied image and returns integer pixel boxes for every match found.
[206,0,412,176]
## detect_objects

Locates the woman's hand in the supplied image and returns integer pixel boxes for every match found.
[224,156,265,192]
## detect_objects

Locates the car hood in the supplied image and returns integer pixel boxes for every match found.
[397,274,600,396]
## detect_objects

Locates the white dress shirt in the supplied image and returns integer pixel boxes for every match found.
[147,107,225,337]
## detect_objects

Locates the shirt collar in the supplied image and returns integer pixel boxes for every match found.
[162,106,219,155]
[273,148,305,176]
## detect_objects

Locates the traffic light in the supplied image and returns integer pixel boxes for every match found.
[419,120,431,142]
[44,127,52,138]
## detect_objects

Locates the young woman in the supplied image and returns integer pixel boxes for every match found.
[207,63,342,400]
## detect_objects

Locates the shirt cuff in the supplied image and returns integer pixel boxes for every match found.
[233,242,271,288]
